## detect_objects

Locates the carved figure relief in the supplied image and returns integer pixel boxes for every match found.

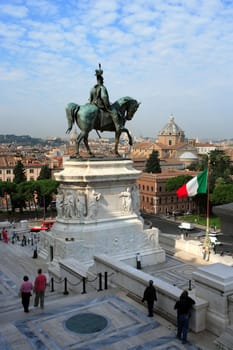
[88,190,101,219]
[75,192,86,218]
[56,189,64,218]
[131,184,140,215]
[119,187,132,213]
[56,188,87,220]
[64,190,76,218]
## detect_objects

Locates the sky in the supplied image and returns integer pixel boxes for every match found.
[0,0,233,141]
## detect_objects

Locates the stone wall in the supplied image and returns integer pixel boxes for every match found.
[94,254,208,333]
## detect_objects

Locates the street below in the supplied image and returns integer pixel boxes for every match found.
[142,213,233,255]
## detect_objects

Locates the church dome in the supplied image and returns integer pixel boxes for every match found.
[179,152,198,160]
[159,115,185,137]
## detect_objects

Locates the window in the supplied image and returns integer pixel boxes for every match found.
[151,186,154,192]
[147,186,149,191]
[6,178,11,182]
[6,169,11,174]
[29,169,34,173]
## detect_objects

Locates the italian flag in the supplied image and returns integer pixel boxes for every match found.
[176,169,208,198]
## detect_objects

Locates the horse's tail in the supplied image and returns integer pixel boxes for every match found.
[66,102,80,133]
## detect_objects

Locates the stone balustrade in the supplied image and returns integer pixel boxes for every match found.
[94,254,208,333]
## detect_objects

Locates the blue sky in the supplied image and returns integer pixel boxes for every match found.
[0,0,233,140]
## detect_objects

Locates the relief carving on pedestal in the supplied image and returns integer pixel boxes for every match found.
[64,190,76,218]
[56,188,64,218]
[56,188,87,220]
[87,190,101,219]
[119,187,133,213]
[119,185,140,215]
[131,184,140,215]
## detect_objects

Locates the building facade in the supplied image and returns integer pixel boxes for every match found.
[137,171,198,215]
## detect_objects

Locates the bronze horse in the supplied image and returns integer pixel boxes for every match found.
[66,96,140,157]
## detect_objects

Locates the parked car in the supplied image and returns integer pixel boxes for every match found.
[200,234,222,246]
[178,222,194,230]
[172,210,183,216]
[209,236,222,246]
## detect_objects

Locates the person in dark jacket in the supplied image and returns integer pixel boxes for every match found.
[142,280,157,317]
[174,290,195,344]
[19,275,33,313]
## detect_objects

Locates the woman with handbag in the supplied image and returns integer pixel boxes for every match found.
[19,275,33,313]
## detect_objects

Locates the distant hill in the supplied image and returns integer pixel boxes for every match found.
[0,134,66,146]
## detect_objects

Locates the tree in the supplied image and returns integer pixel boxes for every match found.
[17,181,40,211]
[36,179,59,218]
[37,165,51,180]
[209,150,233,191]
[165,175,192,192]
[13,160,26,184]
[144,150,161,173]
[210,184,233,205]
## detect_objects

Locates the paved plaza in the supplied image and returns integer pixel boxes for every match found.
[0,240,218,349]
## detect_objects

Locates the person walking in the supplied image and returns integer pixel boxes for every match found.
[174,290,195,344]
[19,275,33,313]
[34,268,47,309]
[142,280,157,317]
[2,228,8,243]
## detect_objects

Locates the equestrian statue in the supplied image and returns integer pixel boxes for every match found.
[66,64,140,157]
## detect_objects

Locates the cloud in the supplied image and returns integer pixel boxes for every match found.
[0,4,28,18]
[0,0,233,139]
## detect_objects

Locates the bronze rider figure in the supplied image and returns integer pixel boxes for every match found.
[89,64,121,132]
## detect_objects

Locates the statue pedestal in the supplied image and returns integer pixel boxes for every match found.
[193,263,233,336]
[39,158,165,271]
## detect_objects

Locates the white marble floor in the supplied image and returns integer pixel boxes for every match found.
[0,240,217,350]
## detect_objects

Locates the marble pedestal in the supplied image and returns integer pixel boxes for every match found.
[193,263,233,335]
[213,202,233,236]
[39,158,165,274]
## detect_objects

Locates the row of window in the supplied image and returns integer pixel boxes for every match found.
[138,184,167,192]
[138,184,154,192]
[141,196,179,204]
[0,169,35,174]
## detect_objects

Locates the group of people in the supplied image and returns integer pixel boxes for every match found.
[142,280,195,344]
[19,268,47,313]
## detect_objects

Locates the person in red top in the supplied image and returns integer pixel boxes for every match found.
[2,228,8,243]
[20,275,33,313]
[34,268,47,309]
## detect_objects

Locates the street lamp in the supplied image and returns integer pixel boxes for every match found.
[204,156,211,253]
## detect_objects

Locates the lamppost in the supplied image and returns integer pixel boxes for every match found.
[204,156,211,257]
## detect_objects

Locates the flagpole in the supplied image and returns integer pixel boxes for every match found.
[204,156,211,251]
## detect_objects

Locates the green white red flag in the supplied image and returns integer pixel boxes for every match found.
[176,169,208,198]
